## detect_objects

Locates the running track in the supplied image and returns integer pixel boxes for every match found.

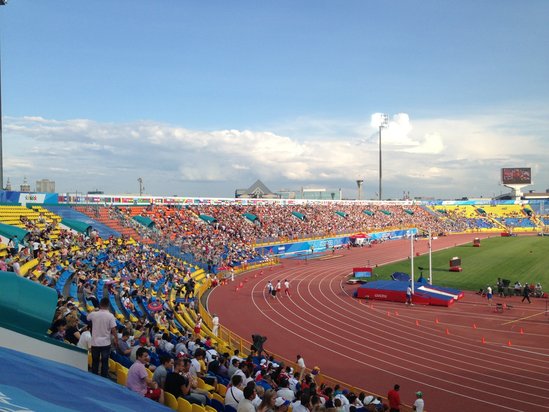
[208,234,549,412]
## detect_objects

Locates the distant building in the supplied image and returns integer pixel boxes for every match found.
[36,179,56,193]
[20,177,31,193]
[235,179,279,199]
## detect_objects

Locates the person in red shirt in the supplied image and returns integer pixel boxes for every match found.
[387,384,401,412]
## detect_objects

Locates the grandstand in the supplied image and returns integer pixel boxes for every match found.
[1,195,548,411]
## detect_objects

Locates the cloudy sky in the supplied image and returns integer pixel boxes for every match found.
[1,1,548,199]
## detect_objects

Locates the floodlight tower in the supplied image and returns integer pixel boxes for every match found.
[356,179,364,201]
[138,177,144,196]
[378,114,389,201]
[0,0,7,190]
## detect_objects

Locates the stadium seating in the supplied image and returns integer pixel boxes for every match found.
[165,392,179,410]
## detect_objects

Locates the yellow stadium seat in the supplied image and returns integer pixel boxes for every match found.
[116,364,128,386]
[109,358,118,376]
[177,397,193,412]
[216,383,227,397]
[212,392,224,404]
[192,403,206,412]
[164,391,178,410]
[197,377,215,393]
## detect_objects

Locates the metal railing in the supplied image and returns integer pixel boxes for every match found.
[196,262,415,412]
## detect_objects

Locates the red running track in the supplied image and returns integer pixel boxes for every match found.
[208,234,549,412]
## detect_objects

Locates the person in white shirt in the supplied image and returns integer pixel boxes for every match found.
[292,393,311,412]
[205,348,219,364]
[225,374,244,408]
[212,314,220,337]
[413,391,424,412]
[296,355,306,381]
[284,279,291,297]
[288,371,300,393]
[230,350,244,364]
[87,297,118,377]
[276,379,295,401]
[76,324,92,350]
[237,385,256,412]
[12,259,21,276]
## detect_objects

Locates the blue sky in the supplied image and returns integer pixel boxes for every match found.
[1,1,548,199]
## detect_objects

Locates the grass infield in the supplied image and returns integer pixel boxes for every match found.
[374,236,549,291]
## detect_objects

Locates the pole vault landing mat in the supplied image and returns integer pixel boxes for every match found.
[354,280,464,307]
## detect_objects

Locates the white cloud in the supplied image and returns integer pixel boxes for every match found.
[3,108,548,198]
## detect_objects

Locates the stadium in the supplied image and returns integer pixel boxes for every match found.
[1,3,549,412]
[1,187,549,412]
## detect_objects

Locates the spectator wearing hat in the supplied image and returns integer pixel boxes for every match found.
[387,384,401,412]
[275,396,291,412]
[130,334,150,363]
[76,323,92,350]
[363,395,383,411]
[334,389,350,410]
[175,335,190,356]
[413,391,424,412]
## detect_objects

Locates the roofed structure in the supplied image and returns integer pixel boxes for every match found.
[235,179,279,199]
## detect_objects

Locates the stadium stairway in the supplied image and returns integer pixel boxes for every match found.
[44,205,122,239]
[78,207,146,243]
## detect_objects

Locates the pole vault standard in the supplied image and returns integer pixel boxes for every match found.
[428,228,433,285]
[410,230,415,294]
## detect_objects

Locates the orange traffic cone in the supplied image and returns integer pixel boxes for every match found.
[415,320,420,327]
[481,337,486,344]
[508,340,512,347]
[473,323,477,329]
[445,328,450,335]
[520,328,524,335]
[435,317,439,324]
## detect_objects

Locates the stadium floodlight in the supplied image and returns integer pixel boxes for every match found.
[378,114,389,201]
[356,179,364,201]
[0,0,6,189]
